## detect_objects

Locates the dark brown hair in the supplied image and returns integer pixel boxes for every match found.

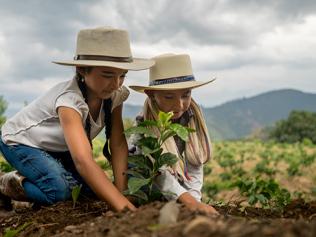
[75,67,112,159]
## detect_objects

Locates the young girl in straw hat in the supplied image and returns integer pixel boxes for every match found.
[129,53,218,214]
[0,27,154,212]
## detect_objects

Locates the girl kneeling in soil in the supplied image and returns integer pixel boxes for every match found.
[0,27,154,212]
[129,53,218,214]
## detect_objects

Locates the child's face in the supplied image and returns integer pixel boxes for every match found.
[82,66,127,99]
[150,89,192,120]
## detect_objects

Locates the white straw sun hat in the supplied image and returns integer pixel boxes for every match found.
[129,53,215,93]
[53,27,154,70]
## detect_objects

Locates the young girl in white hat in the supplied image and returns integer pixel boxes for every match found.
[0,27,154,212]
[129,53,218,214]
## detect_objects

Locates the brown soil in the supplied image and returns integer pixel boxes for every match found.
[1,199,315,237]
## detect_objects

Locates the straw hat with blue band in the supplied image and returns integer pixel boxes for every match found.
[129,53,216,93]
[52,27,154,70]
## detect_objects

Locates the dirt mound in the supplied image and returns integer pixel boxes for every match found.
[1,199,315,237]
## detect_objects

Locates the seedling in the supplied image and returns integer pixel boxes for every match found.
[4,222,31,237]
[234,177,291,210]
[124,111,194,204]
[71,184,82,208]
[0,161,14,172]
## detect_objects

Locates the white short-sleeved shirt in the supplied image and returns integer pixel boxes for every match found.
[1,78,129,152]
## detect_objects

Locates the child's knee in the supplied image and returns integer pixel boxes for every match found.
[53,176,73,202]
[37,174,73,204]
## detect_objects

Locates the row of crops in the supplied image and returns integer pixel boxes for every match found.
[1,139,315,211]
[203,140,316,210]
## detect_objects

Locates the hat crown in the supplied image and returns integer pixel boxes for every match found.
[76,27,132,58]
[150,54,193,81]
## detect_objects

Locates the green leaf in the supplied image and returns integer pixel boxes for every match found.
[186,127,195,133]
[131,189,148,201]
[170,123,189,141]
[72,185,82,208]
[151,148,164,161]
[160,130,176,144]
[4,222,31,237]
[128,155,153,170]
[155,152,178,170]
[138,137,159,150]
[248,195,257,205]
[124,126,156,137]
[142,146,161,157]
[125,170,145,179]
[0,161,15,172]
[256,194,268,204]
[139,120,158,127]
[128,177,150,194]
[158,111,173,127]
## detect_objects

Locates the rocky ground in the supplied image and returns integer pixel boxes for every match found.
[1,198,315,237]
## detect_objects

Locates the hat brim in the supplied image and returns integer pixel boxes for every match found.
[129,78,216,93]
[52,58,155,71]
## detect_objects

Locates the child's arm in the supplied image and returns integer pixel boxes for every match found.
[58,106,135,211]
[156,166,218,215]
[178,192,218,215]
[109,104,128,192]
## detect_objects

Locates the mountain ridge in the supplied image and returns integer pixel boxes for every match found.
[123,89,316,140]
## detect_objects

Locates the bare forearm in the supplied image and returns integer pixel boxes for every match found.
[58,107,134,211]
[109,104,129,192]
[111,146,128,192]
[75,159,134,211]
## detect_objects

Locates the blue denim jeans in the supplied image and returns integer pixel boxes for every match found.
[0,132,94,205]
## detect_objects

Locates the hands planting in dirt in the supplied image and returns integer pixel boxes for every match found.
[178,192,219,215]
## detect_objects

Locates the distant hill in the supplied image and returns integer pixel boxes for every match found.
[123,89,316,140]
[203,89,316,140]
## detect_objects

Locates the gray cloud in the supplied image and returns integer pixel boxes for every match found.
[99,0,316,48]
[0,0,315,117]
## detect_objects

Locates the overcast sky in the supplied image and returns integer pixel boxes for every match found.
[1,0,316,117]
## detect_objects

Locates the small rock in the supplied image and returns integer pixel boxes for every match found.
[183,216,216,237]
[129,234,141,237]
[103,211,114,217]
[12,200,32,209]
[158,201,180,225]
[64,225,80,233]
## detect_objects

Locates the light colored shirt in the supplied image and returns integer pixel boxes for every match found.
[1,78,129,152]
[155,163,203,201]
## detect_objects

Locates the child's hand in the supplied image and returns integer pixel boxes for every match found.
[179,192,219,215]
[193,202,219,215]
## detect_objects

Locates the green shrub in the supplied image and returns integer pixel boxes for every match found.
[124,111,194,204]
[269,111,316,144]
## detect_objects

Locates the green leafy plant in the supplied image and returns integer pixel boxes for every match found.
[71,184,82,208]
[124,111,194,204]
[0,161,15,172]
[4,222,31,237]
[269,110,316,144]
[234,177,291,210]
